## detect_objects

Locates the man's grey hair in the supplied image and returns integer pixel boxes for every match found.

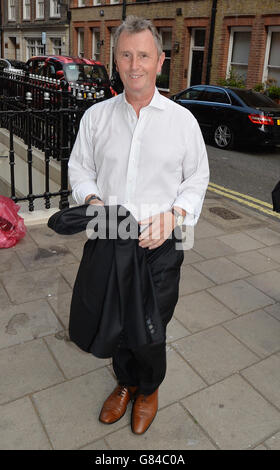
[114,16,163,57]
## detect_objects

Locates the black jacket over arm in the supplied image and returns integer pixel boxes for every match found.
[48,204,165,358]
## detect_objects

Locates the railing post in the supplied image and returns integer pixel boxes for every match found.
[59,87,70,209]
[44,92,51,209]
[26,91,34,211]
[9,115,16,202]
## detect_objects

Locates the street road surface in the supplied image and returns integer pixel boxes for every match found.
[207,144,280,205]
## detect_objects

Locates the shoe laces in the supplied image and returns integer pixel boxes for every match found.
[117,386,128,398]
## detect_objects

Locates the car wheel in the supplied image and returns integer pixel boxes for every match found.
[213,123,234,150]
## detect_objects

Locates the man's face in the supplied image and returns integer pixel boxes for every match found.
[115,30,165,99]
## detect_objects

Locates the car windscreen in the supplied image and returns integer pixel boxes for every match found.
[232,89,278,108]
[64,64,108,82]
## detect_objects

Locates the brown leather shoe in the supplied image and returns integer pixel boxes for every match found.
[99,385,138,424]
[131,388,158,434]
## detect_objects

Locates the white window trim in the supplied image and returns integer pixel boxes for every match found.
[78,0,86,6]
[8,0,16,21]
[262,26,280,84]
[78,29,84,58]
[23,0,31,20]
[187,28,205,88]
[157,27,172,92]
[36,0,45,19]
[226,26,252,78]
[50,0,61,18]
[110,0,120,4]
[93,0,101,4]
[92,29,100,61]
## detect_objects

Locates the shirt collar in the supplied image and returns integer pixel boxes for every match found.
[122,87,165,111]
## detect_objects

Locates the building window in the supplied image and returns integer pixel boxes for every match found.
[187,28,206,86]
[26,38,45,59]
[263,27,280,86]
[110,0,120,3]
[156,28,172,91]
[93,0,101,4]
[36,0,45,19]
[51,38,62,55]
[78,0,86,6]
[23,0,31,20]
[78,30,84,57]
[92,29,101,61]
[50,0,60,17]
[227,28,251,83]
[8,0,16,21]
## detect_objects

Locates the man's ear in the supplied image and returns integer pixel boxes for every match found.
[114,58,119,73]
[157,52,165,74]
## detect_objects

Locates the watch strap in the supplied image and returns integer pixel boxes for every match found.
[86,194,102,204]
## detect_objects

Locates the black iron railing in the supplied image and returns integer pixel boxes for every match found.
[0,68,107,211]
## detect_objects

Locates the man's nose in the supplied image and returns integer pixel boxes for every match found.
[130,55,139,70]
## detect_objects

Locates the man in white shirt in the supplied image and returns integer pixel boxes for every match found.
[68,16,209,435]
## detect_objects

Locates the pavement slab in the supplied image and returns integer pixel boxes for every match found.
[0,267,71,304]
[264,432,280,450]
[44,335,110,380]
[246,270,280,302]
[179,265,214,296]
[182,374,280,450]
[0,397,51,450]
[173,325,258,384]
[0,299,63,349]
[227,251,280,275]
[207,279,275,315]
[223,309,280,357]
[0,339,64,404]
[245,228,280,246]
[217,232,265,252]
[174,291,235,333]
[241,354,280,409]
[32,368,128,450]
[193,257,250,284]
[105,403,216,450]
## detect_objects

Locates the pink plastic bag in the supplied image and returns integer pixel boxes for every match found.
[0,195,26,248]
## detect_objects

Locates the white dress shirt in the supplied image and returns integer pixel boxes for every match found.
[68,87,209,227]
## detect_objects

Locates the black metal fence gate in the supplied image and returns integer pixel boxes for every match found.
[0,68,106,211]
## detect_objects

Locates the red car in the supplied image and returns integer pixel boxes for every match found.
[25,55,116,98]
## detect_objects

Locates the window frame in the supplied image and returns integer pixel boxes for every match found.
[50,0,61,18]
[23,0,31,20]
[36,0,45,20]
[226,26,252,81]
[157,27,172,92]
[262,26,280,86]
[8,0,16,21]
[187,27,206,87]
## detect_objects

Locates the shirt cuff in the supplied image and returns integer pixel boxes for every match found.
[71,180,101,205]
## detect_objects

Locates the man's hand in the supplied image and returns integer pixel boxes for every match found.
[138,206,186,249]
[138,211,176,249]
[85,194,105,206]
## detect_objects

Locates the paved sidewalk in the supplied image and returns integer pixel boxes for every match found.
[1,192,280,450]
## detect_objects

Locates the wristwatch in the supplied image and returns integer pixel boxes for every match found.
[86,194,102,204]
[171,208,184,227]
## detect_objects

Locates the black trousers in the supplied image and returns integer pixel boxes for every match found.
[112,237,184,396]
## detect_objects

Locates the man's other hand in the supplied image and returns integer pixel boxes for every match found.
[138,211,176,249]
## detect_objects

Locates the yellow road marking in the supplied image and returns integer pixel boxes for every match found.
[208,182,273,208]
[207,184,280,219]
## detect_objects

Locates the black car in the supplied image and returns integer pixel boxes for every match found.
[170,85,280,149]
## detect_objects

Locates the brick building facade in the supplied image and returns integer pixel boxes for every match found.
[70,0,280,95]
[1,0,71,61]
